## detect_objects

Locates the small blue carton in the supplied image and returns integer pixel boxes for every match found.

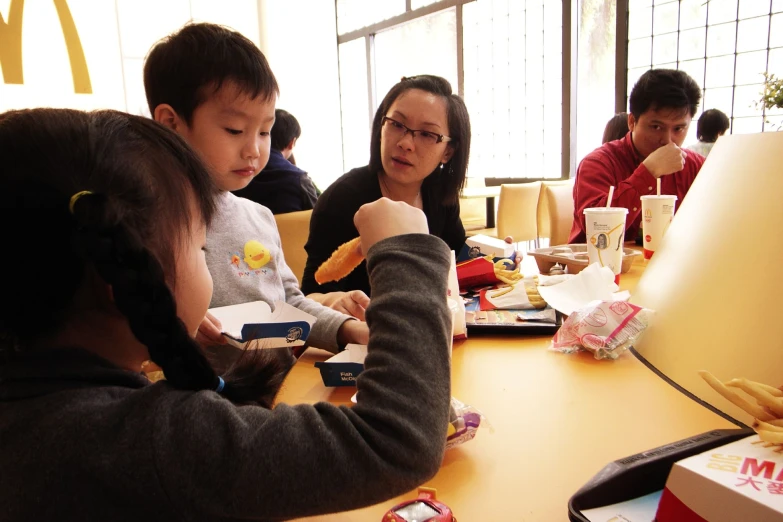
[315,344,367,387]
[208,300,315,350]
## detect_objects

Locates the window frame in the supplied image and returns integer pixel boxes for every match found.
[618,0,780,134]
[335,0,575,181]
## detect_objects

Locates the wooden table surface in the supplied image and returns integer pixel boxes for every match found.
[282,251,737,521]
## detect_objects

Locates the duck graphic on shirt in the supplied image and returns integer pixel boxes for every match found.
[243,240,272,269]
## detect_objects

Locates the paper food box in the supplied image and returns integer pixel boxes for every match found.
[208,300,316,350]
[458,234,516,262]
[314,344,367,387]
[656,435,783,522]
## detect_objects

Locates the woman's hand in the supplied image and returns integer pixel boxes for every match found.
[308,291,370,320]
[337,319,370,346]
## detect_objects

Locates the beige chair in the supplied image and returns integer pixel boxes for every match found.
[460,177,488,232]
[473,182,541,250]
[536,179,573,243]
[541,183,575,246]
[273,209,312,285]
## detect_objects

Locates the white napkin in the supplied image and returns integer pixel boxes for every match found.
[537,263,628,316]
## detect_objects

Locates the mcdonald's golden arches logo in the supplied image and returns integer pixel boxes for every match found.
[0,0,92,93]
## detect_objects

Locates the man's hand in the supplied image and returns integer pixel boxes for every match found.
[196,311,226,347]
[308,290,370,320]
[337,319,370,346]
[642,142,686,178]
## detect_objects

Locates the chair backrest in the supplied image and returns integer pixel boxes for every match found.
[543,183,575,246]
[496,181,541,242]
[273,209,312,285]
[536,179,574,240]
[459,177,488,230]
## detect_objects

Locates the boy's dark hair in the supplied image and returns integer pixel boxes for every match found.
[602,112,629,143]
[368,75,471,207]
[697,108,730,142]
[271,109,302,151]
[628,69,702,120]
[144,23,279,124]
[0,109,287,407]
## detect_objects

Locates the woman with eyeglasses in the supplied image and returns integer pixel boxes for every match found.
[301,75,470,308]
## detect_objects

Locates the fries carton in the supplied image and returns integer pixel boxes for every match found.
[208,300,316,350]
[315,344,367,387]
[656,435,783,521]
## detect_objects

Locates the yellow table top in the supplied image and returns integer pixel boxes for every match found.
[283,251,737,521]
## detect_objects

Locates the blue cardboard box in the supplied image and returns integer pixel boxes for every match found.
[209,300,315,350]
[315,344,367,387]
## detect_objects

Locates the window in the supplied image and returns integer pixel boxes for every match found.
[463,0,563,179]
[335,0,568,179]
[624,0,783,142]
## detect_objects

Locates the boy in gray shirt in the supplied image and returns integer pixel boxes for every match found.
[144,23,368,352]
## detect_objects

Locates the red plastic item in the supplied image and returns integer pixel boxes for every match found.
[383,487,456,522]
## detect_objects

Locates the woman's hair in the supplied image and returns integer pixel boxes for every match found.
[602,112,629,143]
[0,108,287,406]
[697,108,730,143]
[368,75,471,206]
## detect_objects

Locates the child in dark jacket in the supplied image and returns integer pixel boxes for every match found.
[0,108,452,521]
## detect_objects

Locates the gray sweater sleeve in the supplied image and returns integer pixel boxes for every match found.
[273,227,351,353]
[150,234,453,521]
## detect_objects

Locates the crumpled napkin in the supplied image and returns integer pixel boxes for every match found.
[537,263,630,316]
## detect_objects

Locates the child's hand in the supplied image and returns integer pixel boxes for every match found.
[337,319,370,346]
[354,197,428,256]
[196,311,226,346]
[310,290,370,320]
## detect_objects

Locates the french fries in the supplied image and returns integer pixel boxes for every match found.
[488,259,547,309]
[700,370,783,451]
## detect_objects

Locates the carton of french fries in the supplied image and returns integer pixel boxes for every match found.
[654,373,783,521]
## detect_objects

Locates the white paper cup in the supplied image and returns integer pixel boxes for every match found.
[584,207,628,283]
[447,298,460,358]
[641,195,677,260]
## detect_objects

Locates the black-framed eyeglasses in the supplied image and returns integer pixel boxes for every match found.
[382,116,452,146]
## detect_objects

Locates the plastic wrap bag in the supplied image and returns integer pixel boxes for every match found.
[446,397,490,450]
[550,300,653,360]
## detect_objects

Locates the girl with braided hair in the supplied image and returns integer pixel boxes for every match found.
[0,109,453,521]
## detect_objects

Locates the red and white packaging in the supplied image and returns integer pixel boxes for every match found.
[656,435,783,522]
[550,300,652,360]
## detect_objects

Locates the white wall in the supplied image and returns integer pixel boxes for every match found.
[0,0,345,190]
[258,0,344,190]
[0,0,260,114]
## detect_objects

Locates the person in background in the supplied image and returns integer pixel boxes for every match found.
[143,23,369,357]
[233,108,321,214]
[0,108,453,521]
[302,75,470,299]
[686,108,730,158]
[570,69,705,243]
[602,112,629,143]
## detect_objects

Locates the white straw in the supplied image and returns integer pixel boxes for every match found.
[656,178,661,196]
[606,186,615,208]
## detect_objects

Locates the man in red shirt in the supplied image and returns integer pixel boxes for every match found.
[569,69,706,243]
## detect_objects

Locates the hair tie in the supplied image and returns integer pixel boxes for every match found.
[215,376,226,393]
[69,190,93,214]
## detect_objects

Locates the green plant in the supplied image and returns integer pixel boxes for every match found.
[758,73,783,129]
[759,73,783,111]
